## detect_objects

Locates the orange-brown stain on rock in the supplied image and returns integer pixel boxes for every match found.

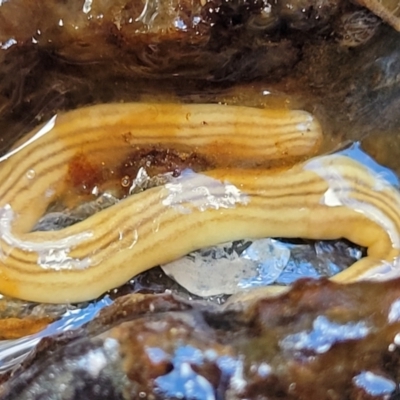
[67,153,104,194]
[0,317,54,340]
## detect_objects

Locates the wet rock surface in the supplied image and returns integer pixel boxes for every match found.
[0,0,346,79]
[3,279,400,399]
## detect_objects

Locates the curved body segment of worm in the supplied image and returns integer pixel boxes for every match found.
[0,102,398,303]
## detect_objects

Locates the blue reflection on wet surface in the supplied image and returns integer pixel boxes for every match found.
[156,362,215,400]
[280,315,370,354]
[339,142,400,188]
[0,296,112,372]
[41,296,113,334]
[275,254,322,284]
[155,345,215,400]
[154,345,244,399]
[353,371,396,396]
